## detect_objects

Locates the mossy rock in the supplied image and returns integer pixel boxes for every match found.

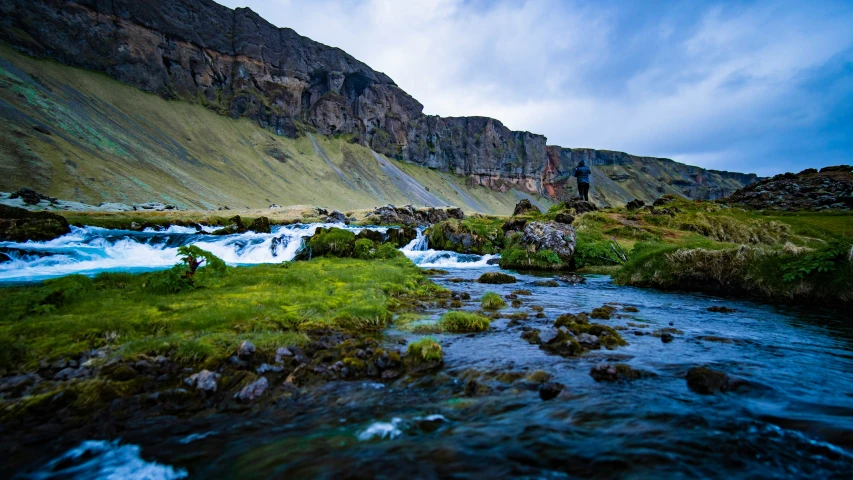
[590,306,616,319]
[477,272,517,284]
[0,204,71,242]
[439,311,491,332]
[590,363,650,382]
[307,227,356,257]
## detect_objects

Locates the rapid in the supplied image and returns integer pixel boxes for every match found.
[3,225,852,479]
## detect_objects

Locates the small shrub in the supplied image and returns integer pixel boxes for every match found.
[481,292,507,310]
[439,311,491,332]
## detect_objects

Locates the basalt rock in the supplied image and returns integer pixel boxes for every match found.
[562,199,598,214]
[247,216,271,234]
[499,221,576,271]
[372,205,464,226]
[626,199,645,210]
[724,167,853,211]
[0,204,71,242]
[0,0,759,205]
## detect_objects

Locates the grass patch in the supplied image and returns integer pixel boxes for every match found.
[406,337,443,362]
[0,257,446,371]
[480,292,507,310]
[439,311,491,333]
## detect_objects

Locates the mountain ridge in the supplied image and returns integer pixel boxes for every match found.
[0,0,759,206]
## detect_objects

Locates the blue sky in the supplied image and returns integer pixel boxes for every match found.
[217,0,853,176]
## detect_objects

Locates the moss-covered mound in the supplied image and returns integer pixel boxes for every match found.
[439,311,491,332]
[0,204,71,242]
[426,217,505,255]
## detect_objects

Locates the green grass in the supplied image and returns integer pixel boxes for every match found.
[0,257,447,371]
[480,292,507,310]
[406,337,443,362]
[438,311,491,333]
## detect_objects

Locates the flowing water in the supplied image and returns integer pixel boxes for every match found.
[3,227,852,479]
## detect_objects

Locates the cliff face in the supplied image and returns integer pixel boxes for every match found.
[0,0,759,204]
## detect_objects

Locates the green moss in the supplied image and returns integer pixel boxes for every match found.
[480,292,507,310]
[439,311,491,332]
[307,227,356,257]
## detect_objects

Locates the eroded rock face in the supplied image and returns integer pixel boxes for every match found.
[0,0,760,203]
[372,205,463,226]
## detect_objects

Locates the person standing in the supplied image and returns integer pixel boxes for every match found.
[574,159,591,201]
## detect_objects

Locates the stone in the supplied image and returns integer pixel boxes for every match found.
[324,210,348,224]
[557,274,586,284]
[0,204,71,242]
[577,333,600,347]
[247,216,271,233]
[275,347,294,363]
[589,363,646,382]
[234,377,268,402]
[185,370,220,392]
[553,212,575,225]
[513,199,541,216]
[538,381,564,401]
[532,280,559,287]
[477,272,517,284]
[372,205,463,227]
[501,218,528,233]
[562,199,598,214]
[626,199,645,210]
[707,306,736,313]
[238,340,256,358]
[686,367,732,395]
[660,332,674,343]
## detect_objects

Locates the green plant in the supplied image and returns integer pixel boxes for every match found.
[781,242,851,282]
[407,337,443,362]
[480,292,507,310]
[439,311,491,332]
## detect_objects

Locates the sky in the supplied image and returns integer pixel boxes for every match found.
[217,0,853,176]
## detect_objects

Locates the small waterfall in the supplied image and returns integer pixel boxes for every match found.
[402,229,429,252]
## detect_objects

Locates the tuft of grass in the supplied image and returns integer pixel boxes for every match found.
[439,311,491,333]
[480,292,507,310]
[406,337,443,362]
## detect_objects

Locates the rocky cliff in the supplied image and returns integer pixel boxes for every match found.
[0,0,759,205]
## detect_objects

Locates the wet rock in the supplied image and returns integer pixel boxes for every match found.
[525,370,551,384]
[556,273,585,284]
[0,204,71,242]
[532,279,559,287]
[590,306,616,320]
[513,199,541,216]
[626,199,646,210]
[553,212,575,225]
[538,328,559,344]
[234,377,268,402]
[256,363,283,374]
[211,215,248,235]
[324,210,348,224]
[660,332,674,343]
[238,341,256,358]
[622,306,639,312]
[538,382,565,401]
[520,329,541,344]
[589,363,647,382]
[185,370,220,392]
[477,272,517,284]
[686,367,734,395]
[247,216,271,233]
[577,333,600,347]
[464,379,492,397]
[460,292,471,300]
[381,369,399,379]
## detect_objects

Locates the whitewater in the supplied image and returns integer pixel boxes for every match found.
[0,223,496,283]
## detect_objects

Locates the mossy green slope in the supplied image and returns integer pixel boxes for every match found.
[0,44,550,214]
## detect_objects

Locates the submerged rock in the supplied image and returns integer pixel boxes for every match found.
[589,363,647,382]
[686,367,736,394]
[557,273,586,284]
[538,382,565,401]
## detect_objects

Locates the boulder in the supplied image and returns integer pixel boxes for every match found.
[247,216,271,233]
[211,215,248,235]
[0,204,71,242]
[185,370,220,393]
[557,273,585,285]
[589,363,647,382]
[372,204,464,226]
[501,218,528,233]
[626,199,645,210]
[234,377,268,402]
[553,212,575,225]
[686,367,734,395]
[499,221,576,271]
[10,187,55,206]
[238,340,256,358]
[562,199,598,214]
[477,272,517,284]
[538,382,565,401]
[512,199,541,216]
[324,210,348,224]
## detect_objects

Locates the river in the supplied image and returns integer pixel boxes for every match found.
[2,226,852,478]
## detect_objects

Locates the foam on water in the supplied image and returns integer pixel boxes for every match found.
[0,223,493,283]
[358,418,403,441]
[31,440,187,480]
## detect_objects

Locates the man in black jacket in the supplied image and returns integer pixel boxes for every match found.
[574,159,591,201]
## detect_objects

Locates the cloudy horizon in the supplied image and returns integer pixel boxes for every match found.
[218,0,853,176]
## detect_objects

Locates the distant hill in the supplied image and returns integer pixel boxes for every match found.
[0,0,759,208]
